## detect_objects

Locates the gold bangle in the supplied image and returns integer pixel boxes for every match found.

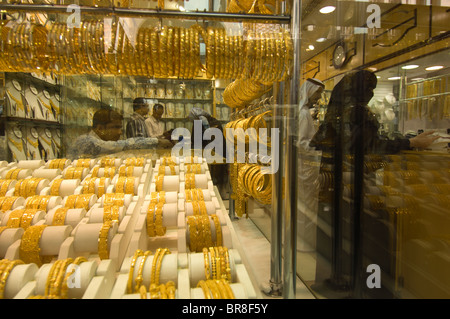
[50,178,63,196]
[127,249,144,294]
[187,216,198,252]
[139,285,148,299]
[98,221,113,260]
[0,259,24,299]
[52,207,69,226]
[20,209,40,230]
[211,214,222,246]
[155,203,166,236]
[205,279,221,299]
[197,280,212,299]
[19,225,53,266]
[0,196,19,211]
[0,179,14,196]
[134,250,152,293]
[156,175,164,192]
[103,204,120,222]
[6,209,25,228]
[60,256,88,299]
[209,247,216,279]
[203,247,211,280]
[154,248,170,286]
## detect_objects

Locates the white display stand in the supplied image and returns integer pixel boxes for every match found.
[5,177,49,197]
[1,168,33,180]
[41,179,80,197]
[32,168,62,180]
[45,207,87,228]
[4,225,72,262]
[0,228,24,258]
[1,209,46,227]
[4,263,39,299]
[17,160,45,170]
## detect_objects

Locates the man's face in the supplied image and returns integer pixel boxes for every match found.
[99,120,123,141]
[137,105,149,116]
[153,107,164,120]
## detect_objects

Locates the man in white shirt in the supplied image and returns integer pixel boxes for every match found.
[67,108,172,159]
[296,78,325,252]
[145,103,173,141]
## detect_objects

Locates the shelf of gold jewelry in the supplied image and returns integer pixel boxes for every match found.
[3,116,62,127]
[0,3,291,23]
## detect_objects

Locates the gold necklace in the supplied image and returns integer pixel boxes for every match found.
[27,137,39,148]
[6,89,24,111]
[39,135,51,146]
[8,136,23,151]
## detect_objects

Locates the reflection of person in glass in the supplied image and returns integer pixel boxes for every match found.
[296,78,325,252]
[309,70,439,295]
[145,103,173,141]
[126,98,150,138]
[67,108,172,159]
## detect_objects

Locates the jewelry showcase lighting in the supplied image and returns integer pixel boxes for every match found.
[319,6,336,14]
[401,65,419,70]
[425,65,444,71]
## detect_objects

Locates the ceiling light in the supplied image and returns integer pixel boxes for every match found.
[320,6,336,14]
[316,37,327,42]
[308,45,315,50]
[425,65,444,71]
[401,64,419,70]
[388,76,401,80]
[376,76,381,79]
[411,78,424,82]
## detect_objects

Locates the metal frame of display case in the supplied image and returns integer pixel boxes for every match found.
[0,0,302,299]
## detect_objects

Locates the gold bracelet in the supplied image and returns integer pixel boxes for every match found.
[134,250,152,293]
[154,248,170,286]
[20,209,40,230]
[103,204,120,222]
[0,259,24,299]
[0,196,19,211]
[205,279,221,299]
[203,247,211,280]
[19,225,53,266]
[98,221,113,260]
[0,179,14,196]
[6,209,25,228]
[52,207,69,226]
[155,203,166,236]
[6,168,22,180]
[50,178,63,196]
[139,285,147,299]
[60,256,88,299]
[127,249,144,294]
[49,258,73,297]
[211,214,222,246]
[187,216,199,252]
[209,247,217,279]
[197,280,212,299]
[156,175,164,192]
[217,279,235,299]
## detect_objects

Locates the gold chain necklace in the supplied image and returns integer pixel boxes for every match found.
[8,136,24,151]
[27,137,39,148]
[6,89,24,111]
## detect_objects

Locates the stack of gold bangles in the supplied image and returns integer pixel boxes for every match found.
[185,188,205,202]
[25,195,51,211]
[147,191,166,237]
[13,178,44,198]
[104,193,125,206]
[116,176,135,194]
[5,208,41,230]
[197,279,235,299]
[64,194,92,210]
[28,257,88,299]
[19,225,53,266]
[127,248,175,299]
[64,167,84,179]
[125,157,145,167]
[0,196,20,211]
[0,259,25,299]
[185,173,196,190]
[98,220,113,260]
[202,246,231,282]
[185,164,201,174]
[237,164,272,205]
[118,165,134,177]
[0,179,14,196]
[186,214,224,252]
[224,110,272,146]
[48,159,67,170]
[5,168,23,180]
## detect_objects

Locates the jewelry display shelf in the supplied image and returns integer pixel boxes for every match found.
[0,156,261,299]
